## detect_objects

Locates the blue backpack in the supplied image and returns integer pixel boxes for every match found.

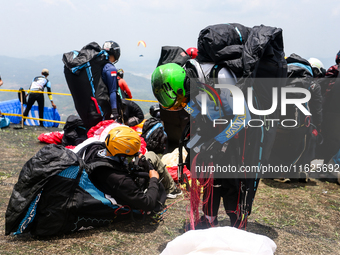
[0,116,10,129]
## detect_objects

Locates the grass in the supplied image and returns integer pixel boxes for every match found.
[1,126,340,254]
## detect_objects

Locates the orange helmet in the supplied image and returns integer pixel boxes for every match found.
[105,126,141,156]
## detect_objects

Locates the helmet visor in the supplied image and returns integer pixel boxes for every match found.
[166,94,189,111]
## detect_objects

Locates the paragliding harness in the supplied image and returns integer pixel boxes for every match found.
[141,117,168,154]
[61,115,88,146]
[176,59,234,189]
[174,22,288,228]
[275,55,323,166]
[63,42,123,129]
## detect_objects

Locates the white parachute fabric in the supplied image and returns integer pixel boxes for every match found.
[161,147,188,167]
[160,226,276,255]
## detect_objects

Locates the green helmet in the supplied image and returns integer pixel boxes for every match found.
[151,63,188,111]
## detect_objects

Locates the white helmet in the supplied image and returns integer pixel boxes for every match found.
[308,57,324,69]
[308,57,325,77]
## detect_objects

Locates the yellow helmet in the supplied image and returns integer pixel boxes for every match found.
[105,126,141,156]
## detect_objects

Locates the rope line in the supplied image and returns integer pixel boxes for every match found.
[0,89,158,125]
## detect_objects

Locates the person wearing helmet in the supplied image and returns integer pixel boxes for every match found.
[152,61,251,229]
[308,57,326,78]
[321,50,340,97]
[77,126,179,212]
[23,69,57,127]
[102,41,123,122]
[186,47,198,59]
[117,69,133,99]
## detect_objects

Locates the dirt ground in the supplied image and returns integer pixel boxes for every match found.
[1,125,340,254]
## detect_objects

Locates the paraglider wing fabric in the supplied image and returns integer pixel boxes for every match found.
[196,23,251,77]
[137,40,146,47]
[5,144,81,235]
[160,226,276,255]
[38,131,64,145]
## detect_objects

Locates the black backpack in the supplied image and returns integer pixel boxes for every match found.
[141,117,168,154]
[62,115,88,146]
[281,53,314,129]
[63,42,121,129]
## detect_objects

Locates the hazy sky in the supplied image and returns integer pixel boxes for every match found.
[1,0,340,69]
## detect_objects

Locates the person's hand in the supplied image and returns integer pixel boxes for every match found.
[110,108,122,123]
[149,169,159,179]
[51,102,57,109]
[138,154,154,172]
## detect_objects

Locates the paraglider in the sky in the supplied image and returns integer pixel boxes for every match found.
[137,40,146,57]
[137,40,146,47]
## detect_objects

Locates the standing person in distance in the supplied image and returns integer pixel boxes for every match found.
[23,69,56,127]
[117,69,133,99]
[0,74,3,87]
[102,41,123,123]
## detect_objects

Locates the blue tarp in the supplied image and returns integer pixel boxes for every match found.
[0,99,60,127]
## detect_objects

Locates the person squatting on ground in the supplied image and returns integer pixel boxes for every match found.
[151,62,251,229]
[101,41,124,123]
[117,69,133,99]
[78,126,182,208]
[23,69,56,127]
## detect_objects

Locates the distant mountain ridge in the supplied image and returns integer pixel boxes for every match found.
[0,55,158,121]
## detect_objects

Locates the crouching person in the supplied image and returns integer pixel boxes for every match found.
[5,126,179,237]
[80,126,182,212]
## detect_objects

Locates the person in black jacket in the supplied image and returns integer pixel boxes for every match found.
[79,126,181,213]
[121,99,144,127]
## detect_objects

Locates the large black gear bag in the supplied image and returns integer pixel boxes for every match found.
[63,42,112,129]
[5,144,141,237]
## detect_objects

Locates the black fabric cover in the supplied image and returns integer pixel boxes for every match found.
[160,107,189,150]
[62,115,88,146]
[5,143,144,237]
[5,145,82,235]
[31,153,121,236]
[121,99,144,127]
[196,23,251,78]
[63,42,111,129]
[156,46,190,68]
